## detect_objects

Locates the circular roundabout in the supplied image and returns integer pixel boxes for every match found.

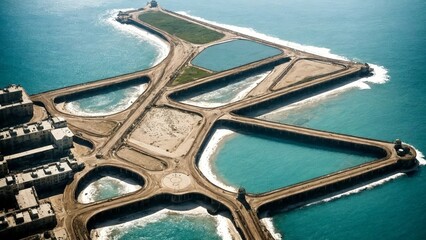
[162,172,192,190]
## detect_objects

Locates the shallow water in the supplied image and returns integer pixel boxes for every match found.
[201,129,377,194]
[192,39,282,72]
[91,205,234,240]
[2,0,426,238]
[64,83,147,116]
[179,71,270,108]
[78,174,142,204]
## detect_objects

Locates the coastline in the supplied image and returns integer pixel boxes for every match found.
[77,174,142,204]
[60,83,148,117]
[258,64,388,121]
[91,203,241,240]
[182,71,270,108]
[103,9,170,66]
[172,12,424,239]
[198,128,238,192]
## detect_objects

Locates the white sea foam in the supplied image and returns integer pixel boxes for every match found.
[64,83,147,116]
[404,143,426,166]
[91,203,239,240]
[259,64,388,119]
[289,143,425,208]
[101,9,170,65]
[78,175,142,204]
[174,12,390,117]
[198,129,238,192]
[415,148,426,166]
[261,216,283,240]
[182,71,270,108]
[305,173,405,208]
[64,9,170,117]
[176,11,347,61]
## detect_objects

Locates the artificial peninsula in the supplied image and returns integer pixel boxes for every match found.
[0,1,419,239]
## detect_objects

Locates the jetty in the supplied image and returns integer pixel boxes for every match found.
[10,2,418,239]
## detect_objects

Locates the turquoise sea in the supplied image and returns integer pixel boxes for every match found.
[1,0,425,239]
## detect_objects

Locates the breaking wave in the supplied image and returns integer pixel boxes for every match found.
[101,9,170,65]
[91,203,239,240]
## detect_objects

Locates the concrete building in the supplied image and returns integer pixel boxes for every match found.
[150,0,158,8]
[0,85,33,127]
[0,185,56,239]
[0,202,56,238]
[0,156,83,197]
[0,156,7,178]
[15,187,39,209]
[0,117,74,170]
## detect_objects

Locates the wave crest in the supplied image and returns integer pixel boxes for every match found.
[100,9,170,65]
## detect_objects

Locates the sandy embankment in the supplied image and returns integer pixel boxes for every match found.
[91,203,241,240]
[129,107,202,157]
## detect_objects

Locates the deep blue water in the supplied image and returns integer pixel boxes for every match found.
[160,0,426,238]
[192,39,282,72]
[0,0,159,94]
[2,0,425,239]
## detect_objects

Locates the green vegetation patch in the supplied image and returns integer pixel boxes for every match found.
[172,66,212,86]
[139,11,224,44]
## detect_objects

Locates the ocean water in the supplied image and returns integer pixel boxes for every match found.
[2,0,426,239]
[0,0,169,115]
[192,39,282,72]
[160,0,426,238]
[179,71,270,108]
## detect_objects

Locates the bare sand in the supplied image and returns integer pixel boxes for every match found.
[274,59,345,90]
[116,147,166,171]
[30,104,48,123]
[128,107,202,157]
[68,119,118,136]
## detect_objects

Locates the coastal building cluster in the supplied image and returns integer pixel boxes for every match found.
[0,84,33,128]
[0,85,83,239]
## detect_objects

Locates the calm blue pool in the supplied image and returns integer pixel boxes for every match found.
[192,39,282,72]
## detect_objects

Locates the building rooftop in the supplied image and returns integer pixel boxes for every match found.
[0,203,54,229]
[51,128,74,142]
[16,160,73,184]
[51,116,67,128]
[15,187,38,209]
[4,145,55,162]
[0,121,52,141]
[0,85,22,95]
[0,175,15,188]
[0,84,32,108]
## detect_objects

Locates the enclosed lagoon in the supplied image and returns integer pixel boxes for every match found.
[90,204,238,240]
[192,39,282,72]
[177,70,270,108]
[199,128,380,194]
[59,82,148,116]
[77,168,144,204]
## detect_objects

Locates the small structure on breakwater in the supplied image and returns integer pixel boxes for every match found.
[150,1,158,8]
[116,11,130,24]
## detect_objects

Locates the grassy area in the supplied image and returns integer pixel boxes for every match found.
[172,66,212,85]
[139,11,224,44]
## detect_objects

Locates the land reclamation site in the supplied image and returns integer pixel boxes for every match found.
[0,2,420,239]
